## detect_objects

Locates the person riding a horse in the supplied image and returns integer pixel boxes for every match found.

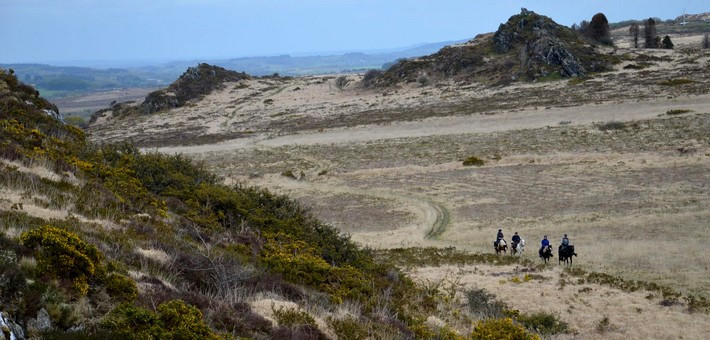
[494,229,504,247]
[559,234,577,256]
[539,235,550,256]
[560,234,570,251]
[511,232,521,248]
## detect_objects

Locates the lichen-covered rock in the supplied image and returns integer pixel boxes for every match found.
[27,308,51,333]
[531,36,584,77]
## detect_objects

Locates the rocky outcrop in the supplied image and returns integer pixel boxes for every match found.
[140,63,250,114]
[376,9,616,86]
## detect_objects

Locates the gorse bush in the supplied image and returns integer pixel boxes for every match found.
[101,300,218,340]
[20,226,103,296]
[471,318,540,340]
[516,312,569,336]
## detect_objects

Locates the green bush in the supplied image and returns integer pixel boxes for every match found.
[104,273,138,303]
[516,312,569,336]
[471,318,540,340]
[101,300,218,340]
[666,109,692,115]
[20,225,103,296]
[273,307,316,328]
[157,300,218,339]
[329,317,368,340]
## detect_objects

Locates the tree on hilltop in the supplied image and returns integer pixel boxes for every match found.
[629,23,640,48]
[589,13,612,45]
[644,18,658,48]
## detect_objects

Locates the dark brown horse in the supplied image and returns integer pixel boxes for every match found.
[494,240,507,255]
[559,245,577,265]
[540,245,553,263]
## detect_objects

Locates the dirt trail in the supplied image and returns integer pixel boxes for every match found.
[256,170,450,247]
[154,94,710,154]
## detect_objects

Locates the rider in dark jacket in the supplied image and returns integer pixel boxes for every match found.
[511,232,521,245]
[539,235,550,256]
[495,229,504,246]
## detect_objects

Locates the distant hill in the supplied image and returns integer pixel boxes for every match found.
[2,39,466,99]
[375,9,618,87]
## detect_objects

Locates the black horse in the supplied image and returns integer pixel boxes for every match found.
[559,245,577,265]
[539,245,553,263]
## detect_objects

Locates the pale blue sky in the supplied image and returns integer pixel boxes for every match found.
[1,0,707,64]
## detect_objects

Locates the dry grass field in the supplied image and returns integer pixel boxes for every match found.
[85,46,710,337]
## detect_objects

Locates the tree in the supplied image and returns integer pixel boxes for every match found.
[578,20,590,35]
[629,23,640,48]
[589,13,612,45]
[703,34,710,49]
[661,35,674,49]
[643,18,658,48]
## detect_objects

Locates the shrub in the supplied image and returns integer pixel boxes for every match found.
[471,318,540,340]
[329,317,368,340]
[334,76,350,90]
[661,35,674,49]
[20,226,103,296]
[658,78,694,86]
[101,300,218,340]
[516,312,569,336]
[272,307,316,328]
[596,121,626,131]
[417,74,429,86]
[361,69,383,88]
[666,109,692,115]
[157,300,218,339]
[462,156,485,166]
[465,288,507,318]
[595,316,610,333]
[104,273,138,303]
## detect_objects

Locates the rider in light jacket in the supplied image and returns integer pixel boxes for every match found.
[561,234,570,249]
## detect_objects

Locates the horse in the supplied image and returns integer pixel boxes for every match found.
[558,245,577,265]
[511,239,525,256]
[539,245,553,263]
[494,239,507,255]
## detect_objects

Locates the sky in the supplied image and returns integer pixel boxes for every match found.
[1,0,708,65]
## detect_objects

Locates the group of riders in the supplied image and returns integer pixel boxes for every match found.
[494,229,578,258]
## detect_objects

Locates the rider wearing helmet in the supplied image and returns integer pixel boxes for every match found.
[495,229,504,247]
[511,232,521,248]
[539,235,550,256]
[561,234,570,251]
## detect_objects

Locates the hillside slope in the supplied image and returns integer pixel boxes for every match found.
[2,68,486,339]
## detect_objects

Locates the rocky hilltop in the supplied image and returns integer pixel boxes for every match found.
[376,9,617,86]
[90,63,249,123]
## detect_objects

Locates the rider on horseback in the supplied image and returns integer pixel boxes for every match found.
[539,235,550,257]
[494,229,504,247]
[511,232,521,248]
[560,234,577,256]
[560,234,570,251]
